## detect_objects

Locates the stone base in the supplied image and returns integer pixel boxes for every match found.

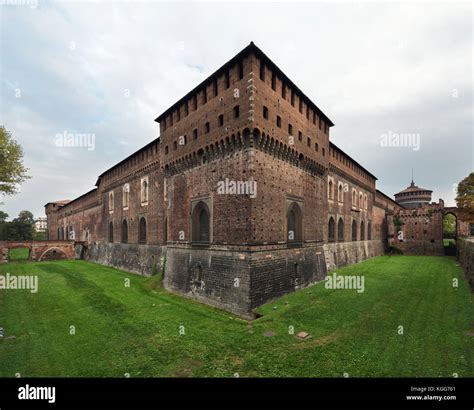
[323,240,386,271]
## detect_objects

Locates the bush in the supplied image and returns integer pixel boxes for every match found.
[389,245,403,255]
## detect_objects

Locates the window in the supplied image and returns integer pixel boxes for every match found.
[315,143,319,152]
[359,193,363,209]
[307,137,311,147]
[176,108,180,122]
[218,114,224,127]
[368,221,372,240]
[193,95,197,110]
[287,202,303,243]
[313,112,316,125]
[173,141,177,150]
[322,148,325,156]
[338,218,344,242]
[271,72,276,90]
[288,123,293,135]
[238,61,244,79]
[263,106,268,120]
[205,122,210,133]
[360,221,365,240]
[141,177,149,204]
[121,220,128,243]
[259,60,265,81]
[328,217,335,242]
[352,220,357,241]
[352,190,357,207]
[328,180,334,200]
[298,131,302,142]
[123,184,130,209]
[108,222,114,243]
[233,105,240,119]
[225,71,230,89]
[338,183,343,202]
[108,191,114,213]
[192,201,210,243]
[319,117,322,129]
[193,128,198,140]
[165,145,169,155]
[299,98,303,113]
[276,115,281,128]
[139,217,147,244]
[184,101,188,116]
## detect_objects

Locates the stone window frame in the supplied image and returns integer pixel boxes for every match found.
[122,183,130,210]
[108,191,114,214]
[351,188,357,209]
[191,196,213,246]
[337,182,344,203]
[328,177,335,201]
[359,192,364,211]
[141,176,149,206]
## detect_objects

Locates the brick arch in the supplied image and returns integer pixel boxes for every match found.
[38,246,68,261]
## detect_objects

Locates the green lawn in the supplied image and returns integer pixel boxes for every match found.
[0,256,472,377]
[8,248,30,261]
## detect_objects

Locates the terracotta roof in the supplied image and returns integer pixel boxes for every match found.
[395,181,432,195]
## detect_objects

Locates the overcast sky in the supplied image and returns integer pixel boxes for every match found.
[1,0,472,219]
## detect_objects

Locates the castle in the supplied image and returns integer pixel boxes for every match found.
[45,43,471,317]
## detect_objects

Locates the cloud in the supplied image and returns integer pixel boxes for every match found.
[0,1,471,219]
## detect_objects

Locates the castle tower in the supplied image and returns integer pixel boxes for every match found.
[394,180,433,209]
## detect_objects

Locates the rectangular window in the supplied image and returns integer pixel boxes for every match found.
[315,143,318,152]
[307,137,311,147]
[319,117,322,130]
[184,101,188,116]
[313,111,316,125]
[193,128,198,139]
[177,108,181,122]
[299,98,303,113]
[276,115,281,128]
[259,60,265,81]
[108,191,114,213]
[233,105,240,118]
[263,106,269,120]
[203,87,207,104]
[271,72,276,90]
[213,78,218,97]
[238,61,244,79]
[218,114,224,127]
[173,141,177,150]
[193,95,197,110]
[205,122,210,133]
[288,123,293,135]
[298,131,302,142]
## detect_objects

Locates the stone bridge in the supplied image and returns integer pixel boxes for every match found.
[0,240,76,263]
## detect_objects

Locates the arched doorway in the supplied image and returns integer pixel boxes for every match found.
[287,202,303,244]
[192,202,210,244]
[442,212,457,255]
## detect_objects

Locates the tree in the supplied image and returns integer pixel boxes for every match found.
[0,126,30,195]
[455,173,474,222]
[0,210,8,222]
[442,213,456,238]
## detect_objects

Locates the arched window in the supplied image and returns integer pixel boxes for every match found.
[109,222,114,243]
[359,193,363,208]
[352,190,356,206]
[287,202,303,243]
[338,183,343,202]
[192,202,210,243]
[121,220,128,243]
[361,221,365,240]
[141,178,149,203]
[328,217,335,242]
[328,180,333,200]
[368,221,372,240]
[338,218,344,242]
[139,217,147,244]
[123,184,130,209]
[352,220,357,241]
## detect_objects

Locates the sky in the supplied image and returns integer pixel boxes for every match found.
[0,0,472,219]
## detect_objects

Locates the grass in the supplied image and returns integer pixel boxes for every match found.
[8,248,30,261]
[0,256,472,377]
[443,238,456,246]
